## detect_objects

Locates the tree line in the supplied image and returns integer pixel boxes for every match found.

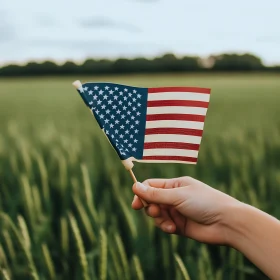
[0,53,279,76]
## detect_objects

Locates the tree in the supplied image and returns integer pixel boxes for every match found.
[211,53,264,71]
[60,61,79,75]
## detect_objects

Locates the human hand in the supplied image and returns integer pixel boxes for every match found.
[131,176,241,245]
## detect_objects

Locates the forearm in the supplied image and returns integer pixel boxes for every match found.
[225,202,280,280]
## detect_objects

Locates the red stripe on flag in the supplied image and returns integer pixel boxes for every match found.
[142,155,198,163]
[147,100,209,108]
[145,128,203,137]
[148,87,211,94]
[144,142,200,150]
[146,114,205,122]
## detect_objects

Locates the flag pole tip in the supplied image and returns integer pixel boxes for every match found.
[122,158,134,170]
[72,80,82,89]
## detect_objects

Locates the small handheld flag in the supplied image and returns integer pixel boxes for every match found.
[73,80,211,205]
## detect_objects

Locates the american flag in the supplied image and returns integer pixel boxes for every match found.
[76,82,211,165]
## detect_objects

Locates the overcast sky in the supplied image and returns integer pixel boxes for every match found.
[1,0,279,65]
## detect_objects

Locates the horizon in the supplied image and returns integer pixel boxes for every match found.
[0,51,275,68]
[1,0,279,66]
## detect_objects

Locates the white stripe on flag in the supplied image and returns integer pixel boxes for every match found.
[147,106,207,116]
[148,92,210,102]
[145,120,204,130]
[144,134,202,144]
[135,159,197,165]
[143,149,199,158]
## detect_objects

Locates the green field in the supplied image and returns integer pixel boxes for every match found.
[0,73,279,280]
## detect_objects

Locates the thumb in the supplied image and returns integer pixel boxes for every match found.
[132,182,182,205]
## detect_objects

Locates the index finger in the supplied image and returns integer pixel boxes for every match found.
[131,177,192,210]
[142,177,190,189]
[131,178,176,210]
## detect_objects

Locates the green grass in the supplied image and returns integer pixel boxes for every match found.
[0,73,279,279]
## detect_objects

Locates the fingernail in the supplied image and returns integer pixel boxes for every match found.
[132,195,137,203]
[136,182,148,192]
[166,225,173,232]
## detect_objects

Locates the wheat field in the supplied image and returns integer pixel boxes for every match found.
[0,73,279,280]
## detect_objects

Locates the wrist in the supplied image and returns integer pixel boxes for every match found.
[221,200,249,247]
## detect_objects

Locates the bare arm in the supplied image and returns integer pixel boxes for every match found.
[225,203,280,280]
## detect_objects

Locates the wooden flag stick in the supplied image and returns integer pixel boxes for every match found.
[129,169,137,183]
[129,169,148,207]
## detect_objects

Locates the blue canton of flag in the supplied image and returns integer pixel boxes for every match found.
[78,82,148,160]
